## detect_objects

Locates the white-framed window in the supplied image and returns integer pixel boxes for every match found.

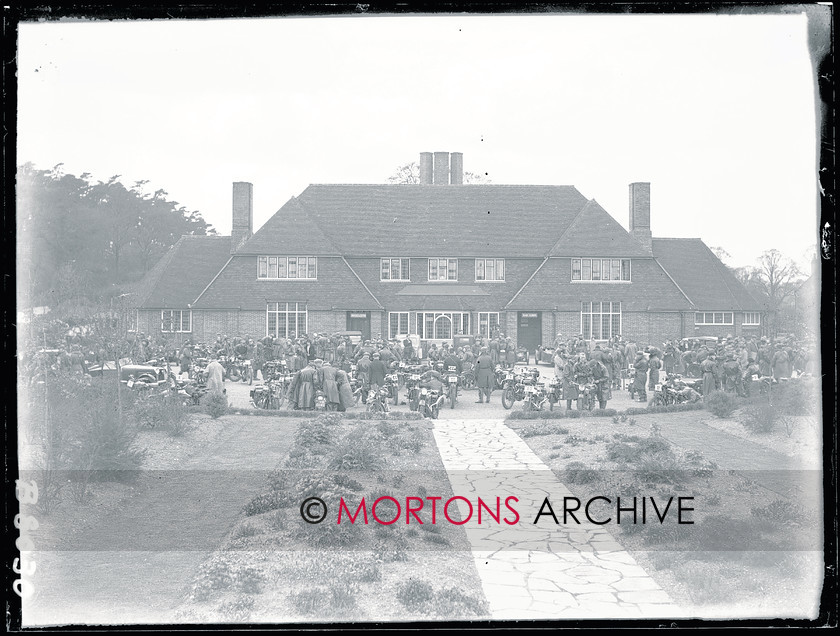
[429,258,458,281]
[257,256,317,280]
[695,312,734,325]
[571,258,631,282]
[743,312,761,326]
[580,302,621,340]
[381,258,411,281]
[388,312,410,339]
[478,312,500,338]
[161,309,191,333]
[267,302,307,338]
[418,312,470,339]
[475,258,505,282]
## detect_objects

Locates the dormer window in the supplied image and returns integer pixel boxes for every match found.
[572,258,631,282]
[257,256,317,280]
[429,258,458,281]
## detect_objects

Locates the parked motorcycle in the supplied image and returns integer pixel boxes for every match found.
[366,385,391,414]
[501,367,541,410]
[383,371,401,406]
[445,364,460,409]
[417,386,444,419]
[547,378,564,411]
[250,378,287,410]
[405,371,423,411]
[522,382,548,411]
[576,381,598,411]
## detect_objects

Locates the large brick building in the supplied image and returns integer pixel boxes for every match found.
[136,152,764,348]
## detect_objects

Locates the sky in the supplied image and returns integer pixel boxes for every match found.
[17,12,821,270]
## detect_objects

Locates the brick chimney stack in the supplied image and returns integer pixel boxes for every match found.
[231,182,253,254]
[629,182,653,255]
[433,152,450,185]
[419,152,434,184]
[449,152,464,185]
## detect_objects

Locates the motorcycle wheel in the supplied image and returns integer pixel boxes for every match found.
[247,367,253,385]
[393,389,400,406]
[502,386,515,410]
[464,374,476,390]
[577,397,584,411]
[409,394,419,412]
[449,384,457,409]
[229,367,241,382]
[431,405,439,420]
[523,399,533,412]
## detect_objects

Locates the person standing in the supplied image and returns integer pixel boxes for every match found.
[632,352,649,403]
[369,352,387,394]
[296,361,318,410]
[320,361,341,411]
[475,347,494,403]
[648,349,662,393]
[205,358,226,397]
[335,367,355,411]
[701,354,717,400]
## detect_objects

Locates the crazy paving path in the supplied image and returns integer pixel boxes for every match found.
[433,418,684,620]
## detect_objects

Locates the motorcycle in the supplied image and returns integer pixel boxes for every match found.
[417,386,444,419]
[250,378,287,410]
[522,382,548,411]
[366,385,391,414]
[501,367,540,410]
[189,357,209,383]
[383,371,401,406]
[459,363,477,390]
[576,381,598,411]
[235,357,253,385]
[405,371,423,411]
[547,378,564,411]
[445,364,460,408]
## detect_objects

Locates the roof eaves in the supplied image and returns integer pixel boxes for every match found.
[341,256,384,309]
[652,257,695,308]
[192,254,235,307]
[504,256,550,310]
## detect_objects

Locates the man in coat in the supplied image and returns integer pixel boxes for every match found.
[205,358,226,397]
[320,361,341,410]
[632,352,649,403]
[368,352,387,394]
[295,361,318,410]
[474,347,494,403]
[701,354,717,400]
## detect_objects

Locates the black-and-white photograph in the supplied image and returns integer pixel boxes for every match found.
[12,4,832,627]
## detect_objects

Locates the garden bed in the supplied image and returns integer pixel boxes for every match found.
[509,411,823,619]
[173,413,490,623]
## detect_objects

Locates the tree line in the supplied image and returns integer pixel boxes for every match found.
[18,163,215,310]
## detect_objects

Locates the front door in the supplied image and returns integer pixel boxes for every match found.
[517,312,542,353]
[347,311,371,342]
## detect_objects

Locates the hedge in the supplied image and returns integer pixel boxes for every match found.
[185,405,422,420]
[507,401,706,420]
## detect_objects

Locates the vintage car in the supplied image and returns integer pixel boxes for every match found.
[88,360,167,385]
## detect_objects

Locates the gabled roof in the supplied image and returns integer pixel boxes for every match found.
[548,199,651,257]
[291,184,591,257]
[652,238,763,310]
[238,197,339,255]
[191,254,382,311]
[136,235,232,308]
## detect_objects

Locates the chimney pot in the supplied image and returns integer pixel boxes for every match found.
[450,152,463,185]
[433,152,450,185]
[419,152,433,185]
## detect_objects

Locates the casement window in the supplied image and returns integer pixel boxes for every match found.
[257,256,317,279]
[429,258,458,281]
[475,258,505,282]
[418,312,470,339]
[267,302,307,338]
[478,312,500,338]
[381,258,411,281]
[161,310,191,333]
[580,302,621,340]
[571,258,631,282]
[388,312,410,339]
[743,312,761,326]
[695,312,734,325]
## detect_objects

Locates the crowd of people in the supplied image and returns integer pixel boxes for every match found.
[549,332,815,406]
[24,315,816,412]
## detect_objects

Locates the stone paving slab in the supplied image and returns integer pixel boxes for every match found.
[433,418,684,620]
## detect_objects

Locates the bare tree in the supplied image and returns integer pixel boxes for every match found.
[387,162,420,184]
[709,246,731,264]
[754,249,803,338]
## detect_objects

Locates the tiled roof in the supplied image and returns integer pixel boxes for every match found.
[395,284,490,296]
[506,257,693,311]
[291,184,592,257]
[548,199,651,257]
[191,254,382,311]
[137,235,232,308]
[238,197,339,255]
[652,238,763,310]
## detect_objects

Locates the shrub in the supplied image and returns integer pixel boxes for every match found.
[750,499,804,526]
[775,378,817,416]
[740,404,786,434]
[244,491,286,516]
[357,562,382,582]
[564,461,599,484]
[295,417,334,448]
[191,559,234,601]
[327,431,384,470]
[204,391,229,419]
[432,587,489,617]
[704,391,738,418]
[233,523,260,539]
[396,580,436,611]
[236,566,265,594]
[219,596,255,621]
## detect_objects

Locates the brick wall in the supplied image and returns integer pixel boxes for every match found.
[621,311,683,345]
